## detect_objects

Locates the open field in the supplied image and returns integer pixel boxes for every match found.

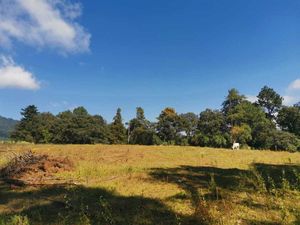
[0,144,300,225]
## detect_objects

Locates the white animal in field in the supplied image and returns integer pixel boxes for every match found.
[232,142,240,150]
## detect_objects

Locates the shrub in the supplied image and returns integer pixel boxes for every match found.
[0,215,30,225]
[270,130,300,152]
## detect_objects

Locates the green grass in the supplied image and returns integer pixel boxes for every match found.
[0,144,300,225]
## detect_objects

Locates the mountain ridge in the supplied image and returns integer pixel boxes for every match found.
[0,115,18,139]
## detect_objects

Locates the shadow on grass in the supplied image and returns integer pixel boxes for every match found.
[1,163,299,225]
[0,181,200,225]
[149,163,300,223]
[254,163,300,190]
[150,163,300,196]
[243,220,281,225]
[150,166,250,206]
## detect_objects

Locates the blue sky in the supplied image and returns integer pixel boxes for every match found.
[0,0,299,122]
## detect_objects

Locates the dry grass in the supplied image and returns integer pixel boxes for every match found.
[0,144,300,225]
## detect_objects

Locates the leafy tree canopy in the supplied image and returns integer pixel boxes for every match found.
[222,88,245,116]
[257,86,283,119]
[277,106,300,136]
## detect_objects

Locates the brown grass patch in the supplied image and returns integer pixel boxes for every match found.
[0,151,74,186]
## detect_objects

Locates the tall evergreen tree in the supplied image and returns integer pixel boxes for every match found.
[129,107,149,132]
[109,108,127,144]
[128,107,159,145]
[11,105,40,143]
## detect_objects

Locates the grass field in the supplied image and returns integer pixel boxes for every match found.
[0,144,300,225]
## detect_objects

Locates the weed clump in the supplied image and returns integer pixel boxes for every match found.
[0,215,30,225]
[0,151,74,186]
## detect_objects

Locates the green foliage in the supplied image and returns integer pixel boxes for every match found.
[192,133,229,148]
[156,108,182,143]
[12,106,111,144]
[222,88,246,116]
[98,196,116,225]
[11,105,39,143]
[36,112,57,143]
[9,215,30,225]
[130,127,161,145]
[51,108,110,144]
[257,85,283,119]
[248,127,298,151]
[8,86,300,151]
[277,106,300,136]
[109,108,127,144]
[269,130,299,152]
[208,174,219,200]
[198,109,227,135]
[192,109,229,148]
[225,100,280,148]
[129,107,162,145]
[231,124,252,145]
[179,113,198,140]
[0,215,30,225]
[227,101,268,128]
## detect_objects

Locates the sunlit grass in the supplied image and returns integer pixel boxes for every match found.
[0,144,300,224]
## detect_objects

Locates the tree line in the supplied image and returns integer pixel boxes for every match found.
[11,86,300,152]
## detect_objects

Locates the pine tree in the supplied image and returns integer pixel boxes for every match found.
[11,105,39,143]
[109,108,127,144]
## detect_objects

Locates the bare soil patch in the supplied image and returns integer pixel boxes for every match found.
[0,151,74,186]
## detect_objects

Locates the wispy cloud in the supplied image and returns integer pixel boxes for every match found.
[49,100,79,112]
[283,78,300,105]
[288,79,300,91]
[0,55,40,90]
[0,0,90,54]
[282,95,296,105]
[49,100,69,108]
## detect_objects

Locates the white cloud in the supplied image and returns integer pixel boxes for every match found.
[280,78,300,105]
[246,95,257,103]
[288,79,300,91]
[0,56,40,90]
[283,95,296,105]
[0,0,90,54]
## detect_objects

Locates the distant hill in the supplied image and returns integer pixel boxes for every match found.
[0,116,18,139]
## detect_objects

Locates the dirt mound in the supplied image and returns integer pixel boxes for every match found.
[0,151,74,186]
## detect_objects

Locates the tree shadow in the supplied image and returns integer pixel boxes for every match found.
[253,163,300,190]
[0,181,200,225]
[1,163,299,225]
[148,163,300,224]
[149,163,300,198]
[243,220,281,225]
[149,165,250,206]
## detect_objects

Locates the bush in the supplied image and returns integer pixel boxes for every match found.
[270,130,300,152]
[191,132,229,148]
[130,128,162,145]
[0,215,30,225]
